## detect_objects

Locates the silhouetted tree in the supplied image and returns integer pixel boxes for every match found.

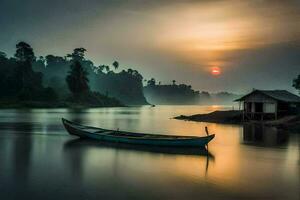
[0,52,10,98]
[172,80,176,85]
[13,42,45,99]
[96,65,105,73]
[0,51,6,58]
[105,65,110,73]
[66,61,89,97]
[3,42,58,102]
[147,78,156,86]
[127,68,133,75]
[144,80,201,105]
[112,61,119,71]
[293,74,300,94]
[15,42,35,63]
[67,48,86,61]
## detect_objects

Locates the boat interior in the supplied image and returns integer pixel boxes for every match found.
[66,120,206,139]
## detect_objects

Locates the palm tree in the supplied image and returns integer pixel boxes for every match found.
[112,61,119,71]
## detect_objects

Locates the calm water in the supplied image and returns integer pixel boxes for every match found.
[0,105,299,200]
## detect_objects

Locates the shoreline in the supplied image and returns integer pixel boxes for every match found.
[175,110,243,124]
[174,110,300,133]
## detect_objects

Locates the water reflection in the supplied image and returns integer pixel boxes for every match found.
[63,139,215,157]
[243,124,289,147]
[63,139,215,182]
[0,106,298,200]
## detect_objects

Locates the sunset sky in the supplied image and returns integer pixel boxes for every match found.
[0,0,299,93]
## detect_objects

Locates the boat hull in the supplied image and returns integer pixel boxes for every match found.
[62,118,215,147]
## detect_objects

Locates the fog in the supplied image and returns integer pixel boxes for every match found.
[0,0,299,93]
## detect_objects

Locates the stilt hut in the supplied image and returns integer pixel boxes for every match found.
[235,90,300,120]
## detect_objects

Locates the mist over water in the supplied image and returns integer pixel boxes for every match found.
[0,105,299,200]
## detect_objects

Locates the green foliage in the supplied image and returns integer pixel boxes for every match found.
[93,68,148,105]
[66,91,123,107]
[67,47,87,61]
[293,74,300,94]
[147,78,156,86]
[66,61,90,97]
[112,61,119,70]
[0,42,58,104]
[15,42,35,62]
[144,81,200,105]
[0,43,149,107]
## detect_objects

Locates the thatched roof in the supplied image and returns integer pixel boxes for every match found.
[235,90,300,103]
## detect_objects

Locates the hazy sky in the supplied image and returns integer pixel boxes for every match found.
[0,0,299,93]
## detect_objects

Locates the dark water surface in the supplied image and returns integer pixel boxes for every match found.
[0,106,299,200]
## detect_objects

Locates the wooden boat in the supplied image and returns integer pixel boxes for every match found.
[62,118,215,147]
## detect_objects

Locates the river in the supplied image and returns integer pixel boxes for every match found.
[0,105,299,200]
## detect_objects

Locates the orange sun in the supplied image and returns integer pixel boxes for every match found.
[211,67,221,76]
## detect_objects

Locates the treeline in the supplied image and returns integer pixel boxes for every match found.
[143,78,201,104]
[31,46,148,105]
[143,78,241,105]
[0,42,58,105]
[0,41,246,108]
[0,42,127,107]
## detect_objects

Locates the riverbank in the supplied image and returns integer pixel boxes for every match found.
[175,110,300,133]
[175,110,243,124]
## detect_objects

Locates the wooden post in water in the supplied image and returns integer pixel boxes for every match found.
[205,127,209,136]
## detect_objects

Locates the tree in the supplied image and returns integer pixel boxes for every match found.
[127,68,133,74]
[66,60,89,97]
[13,42,43,96]
[112,61,119,71]
[67,48,86,61]
[0,51,6,59]
[172,80,176,85]
[105,65,110,73]
[293,74,300,94]
[15,41,35,63]
[147,78,156,86]
[97,65,105,73]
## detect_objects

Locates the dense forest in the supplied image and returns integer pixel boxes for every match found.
[0,42,123,107]
[32,48,148,105]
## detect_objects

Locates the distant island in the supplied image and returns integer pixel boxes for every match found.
[143,78,241,105]
[143,79,200,105]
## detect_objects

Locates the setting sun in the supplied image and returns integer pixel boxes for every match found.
[211,67,221,76]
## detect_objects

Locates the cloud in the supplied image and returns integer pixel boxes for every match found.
[0,0,299,92]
